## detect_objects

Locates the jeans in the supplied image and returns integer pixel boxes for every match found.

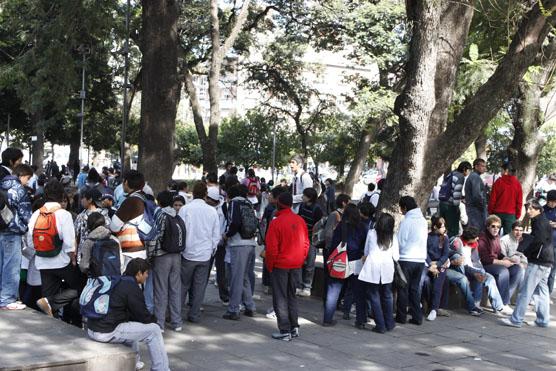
[396,261,424,324]
[428,270,446,311]
[368,283,395,332]
[153,253,182,329]
[484,264,523,305]
[466,205,486,231]
[180,258,210,321]
[468,271,504,311]
[324,275,366,325]
[271,268,300,333]
[88,322,169,371]
[297,244,317,290]
[0,233,22,307]
[144,270,154,314]
[547,246,556,294]
[227,245,256,314]
[510,264,551,327]
[446,268,476,311]
[439,202,460,238]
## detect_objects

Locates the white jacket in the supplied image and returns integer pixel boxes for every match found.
[397,208,428,263]
[359,230,399,284]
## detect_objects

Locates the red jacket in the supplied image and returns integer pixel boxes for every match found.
[265,208,309,272]
[488,174,523,218]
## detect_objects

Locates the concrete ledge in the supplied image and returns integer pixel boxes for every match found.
[0,310,135,371]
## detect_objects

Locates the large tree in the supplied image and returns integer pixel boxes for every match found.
[379,0,556,213]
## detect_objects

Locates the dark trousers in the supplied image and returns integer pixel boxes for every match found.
[484,264,523,305]
[548,247,556,294]
[439,202,460,238]
[429,270,447,311]
[466,206,486,232]
[396,261,424,324]
[368,283,395,331]
[271,268,300,333]
[40,264,80,313]
[209,242,229,302]
[496,213,516,236]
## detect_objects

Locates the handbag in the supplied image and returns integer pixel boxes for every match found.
[326,224,352,279]
[393,259,407,289]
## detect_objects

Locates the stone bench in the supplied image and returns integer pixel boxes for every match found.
[0,309,135,371]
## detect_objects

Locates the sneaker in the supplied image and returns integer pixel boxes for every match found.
[426,310,437,321]
[136,361,145,370]
[221,300,230,306]
[500,305,513,316]
[222,312,240,321]
[437,309,451,317]
[265,309,276,319]
[371,326,386,334]
[355,323,365,330]
[322,320,337,327]
[244,309,255,317]
[295,288,302,296]
[272,332,292,341]
[36,298,53,317]
[500,318,521,328]
[173,326,183,332]
[470,307,483,316]
[290,327,300,338]
[1,302,26,310]
[298,288,311,297]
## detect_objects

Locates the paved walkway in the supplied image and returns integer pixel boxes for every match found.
[142,260,556,371]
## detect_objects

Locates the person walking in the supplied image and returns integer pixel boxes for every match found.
[265,192,309,341]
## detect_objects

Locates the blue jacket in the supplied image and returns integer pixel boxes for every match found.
[543,205,556,246]
[426,232,450,266]
[331,221,368,261]
[1,175,32,234]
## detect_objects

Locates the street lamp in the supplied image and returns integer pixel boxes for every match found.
[77,44,90,167]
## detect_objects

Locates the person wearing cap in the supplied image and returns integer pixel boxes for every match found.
[265,192,310,341]
[101,194,117,219]
[178,181,220,323]
[75,188,111,256]
[488,163,523,236]
[544,190,556,293]
[205,186,229,305]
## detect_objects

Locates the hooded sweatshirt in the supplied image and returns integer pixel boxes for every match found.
[0,175,32,234]
[398,208,428,263]
[78,226,123,275]
[488,174,523,218]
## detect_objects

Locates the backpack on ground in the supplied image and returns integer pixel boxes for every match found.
[90,237,121,277]
[326,241,351,279]
[80,276,132,319]
[438,172,454,202]
[33,206,63,257]
[160,213,186,253]
[236,199,258,239]
[130,193,158,244]
[247,178,260,197]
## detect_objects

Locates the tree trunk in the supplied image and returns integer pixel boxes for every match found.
[138,0,180,193]
[474,131,488,159]
[344,128,373,197]
[69,135,80,179]
[31,114,44,172]
[379,0,441,212]
[380,0,556,213]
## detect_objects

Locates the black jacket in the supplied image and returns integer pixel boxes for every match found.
[522,214,554,267]
[87,277,156,333]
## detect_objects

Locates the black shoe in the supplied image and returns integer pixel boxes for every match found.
[244,309,255,317]
[408,319,422,326]
[187,317,200,323]
[395,318,406,324]
[355,323,365,330]
[290,327,300,338]
[272,332,292,341]
[322,320,337,327]
[372,327,386,334]
[342,313,350,320]
[222,312,240,320]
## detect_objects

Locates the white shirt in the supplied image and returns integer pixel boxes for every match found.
[178,199,220,262]
[28,203,76,270]
[291,171,313,206]
[359,229,399,284]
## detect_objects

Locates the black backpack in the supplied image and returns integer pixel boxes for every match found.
[90,238,121,277]
[236,199,258,239]
[160,213,186,253]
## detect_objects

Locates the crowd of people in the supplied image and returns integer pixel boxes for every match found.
[0,147,554,371]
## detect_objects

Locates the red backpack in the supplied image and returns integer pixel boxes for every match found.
[33,206,63,257]
[326,242,351,279]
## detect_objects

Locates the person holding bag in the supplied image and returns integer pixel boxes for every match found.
[359,213,399,333]
[322,204,368,327]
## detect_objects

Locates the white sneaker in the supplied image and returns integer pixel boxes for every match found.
[426,310,437,321]
[500,318,521,328]
[500,305,513,316]
[1,302,26,310]
[298,288,311,297]
[265,309,276,319]
[173,326,182,332]
[135,361,145,370]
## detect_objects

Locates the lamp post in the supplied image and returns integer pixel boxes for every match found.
[77,44,90,167]
[271,123,276,183]
[121,0,131,174]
